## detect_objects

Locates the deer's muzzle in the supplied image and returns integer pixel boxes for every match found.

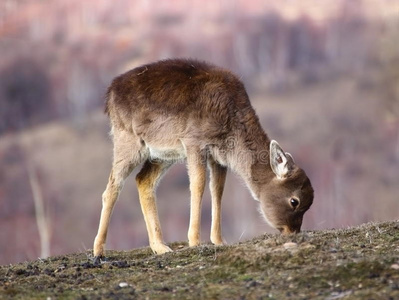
[278,225,300,235]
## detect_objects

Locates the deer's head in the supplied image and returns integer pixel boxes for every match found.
[258,140,314,234]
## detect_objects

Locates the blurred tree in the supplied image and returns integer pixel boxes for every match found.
[380,21,399,119]
[0,59,52,133]
[378,17,399,163]
[27,158,51,259]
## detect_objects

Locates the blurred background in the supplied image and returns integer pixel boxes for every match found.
[0,0,398,265]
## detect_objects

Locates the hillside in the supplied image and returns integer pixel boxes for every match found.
[1,221,398,299]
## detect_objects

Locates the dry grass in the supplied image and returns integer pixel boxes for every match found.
[1,220,398,299]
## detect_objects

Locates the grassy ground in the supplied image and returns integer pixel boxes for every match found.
[1,221,398,299]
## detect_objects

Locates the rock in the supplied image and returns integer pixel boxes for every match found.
[119,282,129,288]
[283,242,298,250]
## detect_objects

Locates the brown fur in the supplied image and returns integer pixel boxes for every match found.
[93,58,314,258]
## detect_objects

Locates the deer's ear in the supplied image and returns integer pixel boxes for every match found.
[269,140,295,179]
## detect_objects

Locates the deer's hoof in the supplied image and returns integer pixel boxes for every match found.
[151,243,173,254]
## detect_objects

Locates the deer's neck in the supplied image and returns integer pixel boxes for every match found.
[224,109,272,200]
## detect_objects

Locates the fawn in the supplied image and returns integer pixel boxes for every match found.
[93,59,314,259]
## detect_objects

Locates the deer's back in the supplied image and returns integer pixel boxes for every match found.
[106,59,259,153]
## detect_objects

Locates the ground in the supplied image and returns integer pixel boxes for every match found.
[1,221,398,299]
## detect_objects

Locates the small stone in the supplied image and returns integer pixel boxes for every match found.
[246,280,257,288]
[119,282,129,288]
[283,242,298,250]
[391,264,399,270]
[112,260,129,268]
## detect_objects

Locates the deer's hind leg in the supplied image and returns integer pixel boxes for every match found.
[136,160,173,254]
[208,156,227,245]
[93,130,146,259]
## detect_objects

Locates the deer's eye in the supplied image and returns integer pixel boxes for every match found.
[290,198,299,209]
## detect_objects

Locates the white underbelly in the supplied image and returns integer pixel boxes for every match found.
[148,145,187,161]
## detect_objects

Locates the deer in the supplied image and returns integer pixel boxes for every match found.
[93,58,314,260]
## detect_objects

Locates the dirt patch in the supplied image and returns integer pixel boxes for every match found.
[1,221,398,299]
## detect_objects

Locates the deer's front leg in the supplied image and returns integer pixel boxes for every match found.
[187,147,207,247]
[208,157,227,245]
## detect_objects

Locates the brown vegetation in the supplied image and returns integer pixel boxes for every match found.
[1,221,398,299]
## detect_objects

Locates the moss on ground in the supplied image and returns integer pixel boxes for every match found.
[1,221,398,299]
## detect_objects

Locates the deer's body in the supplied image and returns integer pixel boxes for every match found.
[93,59,313,258]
